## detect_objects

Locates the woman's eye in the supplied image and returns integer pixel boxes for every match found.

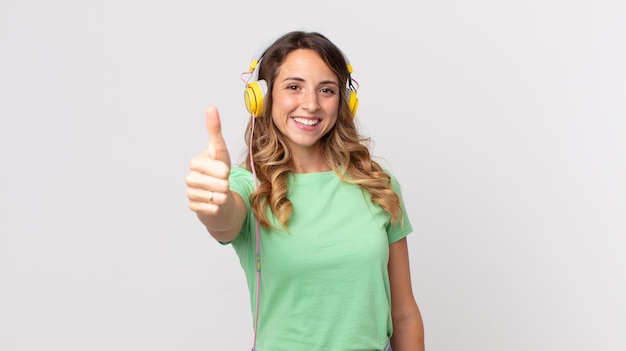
[288,85,299,90]
[320,88,336,94]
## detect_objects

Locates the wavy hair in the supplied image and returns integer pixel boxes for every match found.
[241,31,403,230]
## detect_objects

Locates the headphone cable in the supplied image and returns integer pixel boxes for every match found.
[249,115,261,351]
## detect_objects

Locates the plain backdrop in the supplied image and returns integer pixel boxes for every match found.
[1,0,625,350]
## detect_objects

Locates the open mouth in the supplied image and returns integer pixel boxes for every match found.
[292,117,321,127]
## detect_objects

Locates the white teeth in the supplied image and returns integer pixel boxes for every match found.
[293,117,319,126]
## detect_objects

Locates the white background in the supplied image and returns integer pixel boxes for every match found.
[1,0,625,350]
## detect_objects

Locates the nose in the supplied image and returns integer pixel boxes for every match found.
[301,89,320,113]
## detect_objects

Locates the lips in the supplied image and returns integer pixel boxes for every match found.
[292,117,321,126]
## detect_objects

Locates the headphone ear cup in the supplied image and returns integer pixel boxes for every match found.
[244,79,268,117]
[347,89,359,118]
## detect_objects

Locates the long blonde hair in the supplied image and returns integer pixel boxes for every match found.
[241,31,403,230]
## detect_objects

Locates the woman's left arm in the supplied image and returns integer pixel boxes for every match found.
[388,237,425,351]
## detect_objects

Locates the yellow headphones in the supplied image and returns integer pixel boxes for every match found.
[243,47,359,118]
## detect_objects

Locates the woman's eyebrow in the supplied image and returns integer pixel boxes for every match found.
[282,77,339,86]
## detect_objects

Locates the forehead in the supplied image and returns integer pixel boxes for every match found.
[276,49,338,81]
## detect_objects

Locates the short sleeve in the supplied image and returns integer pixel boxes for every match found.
[385,171,414,244]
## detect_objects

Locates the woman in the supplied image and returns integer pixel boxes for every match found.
[186,30,424,351]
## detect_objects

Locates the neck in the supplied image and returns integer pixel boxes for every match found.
[290,152,330,174]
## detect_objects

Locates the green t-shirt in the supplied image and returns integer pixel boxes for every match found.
[227,167,413,351]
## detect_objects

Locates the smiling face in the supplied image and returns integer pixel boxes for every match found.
[271,49,340,158]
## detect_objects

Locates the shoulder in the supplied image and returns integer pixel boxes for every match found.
[230,166,253,178]
[229,166,256,195]
[383,169,404,193]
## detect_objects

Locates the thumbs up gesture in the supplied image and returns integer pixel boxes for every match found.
[186,106,232,216]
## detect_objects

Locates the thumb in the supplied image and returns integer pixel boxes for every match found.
[205,106,231,167]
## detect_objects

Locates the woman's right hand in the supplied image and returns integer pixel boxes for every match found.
[185,106,232,216]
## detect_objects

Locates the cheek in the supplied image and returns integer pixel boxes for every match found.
[272,90,298,112]
[323,97,340,115]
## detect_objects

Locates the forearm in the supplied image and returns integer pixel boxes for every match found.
[391,310,425,351]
